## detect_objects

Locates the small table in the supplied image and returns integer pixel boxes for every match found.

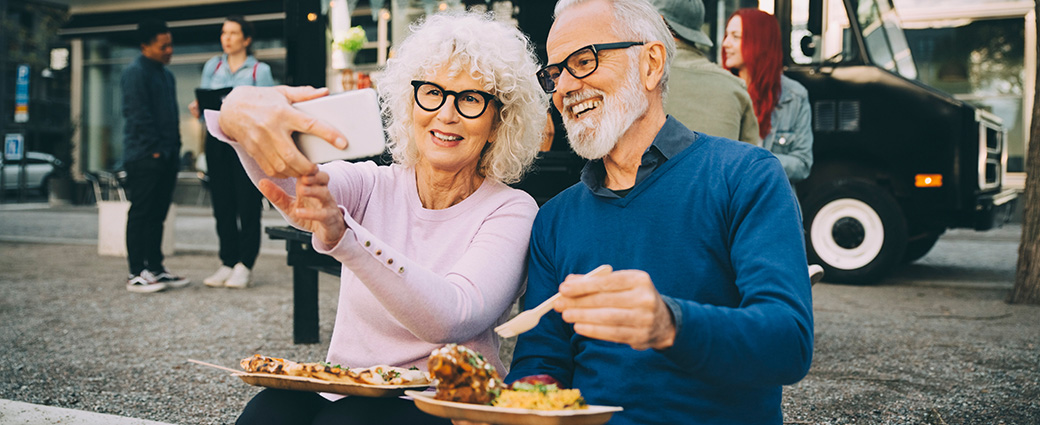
[265,226,341,344]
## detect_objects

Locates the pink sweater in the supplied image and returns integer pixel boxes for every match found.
[206,112,537,378]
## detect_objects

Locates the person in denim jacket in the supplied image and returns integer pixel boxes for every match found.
[722,8,813,184]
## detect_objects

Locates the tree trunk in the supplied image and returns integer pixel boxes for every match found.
[1010,1,1040,305]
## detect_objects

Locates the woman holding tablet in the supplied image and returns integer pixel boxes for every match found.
[190,15,275,289]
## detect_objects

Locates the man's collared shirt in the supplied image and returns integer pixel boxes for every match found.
[579,116,696,198]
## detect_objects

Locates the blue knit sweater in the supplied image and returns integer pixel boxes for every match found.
[507,119,814,425]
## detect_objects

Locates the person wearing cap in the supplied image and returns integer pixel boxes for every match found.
[652,0,759,144]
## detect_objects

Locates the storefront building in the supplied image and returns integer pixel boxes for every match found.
[58,0,292,182]
[53,0,521,193]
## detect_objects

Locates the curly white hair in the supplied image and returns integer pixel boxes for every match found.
[376,12,549,184]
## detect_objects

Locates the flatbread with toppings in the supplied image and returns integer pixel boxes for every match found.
[239,355,430,387]
[240,354,296,375]
[286,362,359,384]
[355,365,430,386]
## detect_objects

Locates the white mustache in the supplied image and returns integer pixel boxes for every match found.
[562,89,604,110]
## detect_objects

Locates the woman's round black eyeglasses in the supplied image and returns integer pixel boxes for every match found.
[535,41,645,93]
[410,80,497,119]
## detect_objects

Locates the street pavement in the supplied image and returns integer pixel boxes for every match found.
[0,201,1035,424]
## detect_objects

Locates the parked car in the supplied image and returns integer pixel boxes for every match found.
[1,151,66,196]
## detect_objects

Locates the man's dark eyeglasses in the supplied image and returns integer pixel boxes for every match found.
[535,41,645,93]
[410,80,497,119]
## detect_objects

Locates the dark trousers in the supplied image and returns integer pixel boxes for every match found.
[124,154,179,275]
[236,389,452,425]
[206,136,263,268]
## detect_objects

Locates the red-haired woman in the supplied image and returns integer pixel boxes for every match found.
[722,8,813,184]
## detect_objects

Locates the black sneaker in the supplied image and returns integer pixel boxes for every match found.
[127,270,166,293]
[152,269,190,289]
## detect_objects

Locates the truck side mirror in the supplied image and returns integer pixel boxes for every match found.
[800,35,817,58]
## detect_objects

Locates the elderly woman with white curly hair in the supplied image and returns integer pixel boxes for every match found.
[207,11,548,425]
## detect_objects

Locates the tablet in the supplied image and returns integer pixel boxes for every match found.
[292,88,386,163]
[195,87,233,111]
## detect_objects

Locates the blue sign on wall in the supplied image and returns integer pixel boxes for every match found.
[5,134,24,161]
[15,65,30,123]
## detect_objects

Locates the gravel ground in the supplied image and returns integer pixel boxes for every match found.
[1,224,1038,424]
[0,244,336,424]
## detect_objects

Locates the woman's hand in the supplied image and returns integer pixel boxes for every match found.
[258,171,346,247]
[188,100,200,119]
[218,85,347,179]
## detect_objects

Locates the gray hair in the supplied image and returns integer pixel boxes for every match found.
[554,0,675,100]
[376,12,549,184]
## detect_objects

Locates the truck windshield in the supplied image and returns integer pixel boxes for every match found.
[793,0,918,80]
[855,0,917,79]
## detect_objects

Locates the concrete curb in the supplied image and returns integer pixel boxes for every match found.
[0,399,176,425]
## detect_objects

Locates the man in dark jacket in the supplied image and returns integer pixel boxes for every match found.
[121,19,189,293]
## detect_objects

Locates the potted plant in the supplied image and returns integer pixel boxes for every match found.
[332,25,367,69]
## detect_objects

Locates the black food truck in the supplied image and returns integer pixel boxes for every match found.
[777,0,1016,283]
[516,0,1017,284]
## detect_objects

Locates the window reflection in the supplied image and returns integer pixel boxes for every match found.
[78,37,284,174]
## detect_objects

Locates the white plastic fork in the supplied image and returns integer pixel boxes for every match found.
[494,264,613,338]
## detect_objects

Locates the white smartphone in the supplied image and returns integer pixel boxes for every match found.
[291,88,386,163]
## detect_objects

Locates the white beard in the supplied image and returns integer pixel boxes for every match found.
[561,61,648,160]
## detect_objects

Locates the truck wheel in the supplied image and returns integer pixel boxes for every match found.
[804,180,907,285]
[902,231,942,264]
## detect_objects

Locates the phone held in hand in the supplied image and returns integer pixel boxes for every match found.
[292,88,386,164]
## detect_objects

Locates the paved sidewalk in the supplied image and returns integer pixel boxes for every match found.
[0,399,173,425]
[0,202,289,256]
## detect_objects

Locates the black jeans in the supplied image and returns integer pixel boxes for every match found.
[124,154,179,275]
[206,136,263,268]
[236,389,452,425]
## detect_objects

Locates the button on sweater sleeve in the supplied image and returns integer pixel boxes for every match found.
[307,163,536,344]
[311,171,538,344]
[205,109,537,347]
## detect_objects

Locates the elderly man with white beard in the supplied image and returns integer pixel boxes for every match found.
[502,0,815,424]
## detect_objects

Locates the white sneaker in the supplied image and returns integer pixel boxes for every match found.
[225,263,252,289]
[204,265,234,287]
[809,264,825,285]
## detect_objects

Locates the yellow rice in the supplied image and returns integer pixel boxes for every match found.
[492,389,587,410]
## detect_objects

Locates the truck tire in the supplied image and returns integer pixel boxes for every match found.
[902,230,942,264]
[803,179,907,284]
